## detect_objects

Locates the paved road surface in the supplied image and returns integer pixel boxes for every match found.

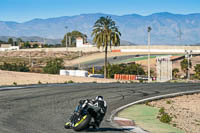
[0,83,200,133]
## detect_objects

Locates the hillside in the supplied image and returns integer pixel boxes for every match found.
[0,36,135,45]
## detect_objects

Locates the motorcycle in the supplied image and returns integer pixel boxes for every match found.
[64,101,98,131]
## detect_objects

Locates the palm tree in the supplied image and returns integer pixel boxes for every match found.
[92,16,121,78]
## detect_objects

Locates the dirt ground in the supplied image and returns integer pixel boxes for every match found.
[0,51,97,60]
[0,70,116,86]
[149,93,200,133]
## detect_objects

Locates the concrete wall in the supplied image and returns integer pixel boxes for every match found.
[18,45,200,53]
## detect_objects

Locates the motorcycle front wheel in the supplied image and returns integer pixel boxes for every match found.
[73,114,91,131]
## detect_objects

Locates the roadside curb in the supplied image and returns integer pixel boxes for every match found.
[109,90,200,133]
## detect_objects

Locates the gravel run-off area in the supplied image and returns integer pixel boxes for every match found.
[149,93,200,133]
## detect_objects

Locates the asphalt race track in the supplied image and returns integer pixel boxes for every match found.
[75,55,138,67]
[0,83,200,133]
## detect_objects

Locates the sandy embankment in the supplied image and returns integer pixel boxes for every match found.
[149,93,200,133]
[0,70,116,86]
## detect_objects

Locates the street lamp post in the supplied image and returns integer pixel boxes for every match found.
[185,50,192,80]
[148,26,152,82]
[65,26,68,51]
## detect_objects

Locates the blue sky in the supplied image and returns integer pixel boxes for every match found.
[0,0,199,22]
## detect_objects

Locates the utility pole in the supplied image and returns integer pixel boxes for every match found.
[65,26,68,51]
[187,52,190,80]
[29,52,31,67]
[69,35,71,47]
[148,26,152,82]
[43,38,46,46]
[185,50,192,80]
[13,38,15,46]
[78,51,82,69]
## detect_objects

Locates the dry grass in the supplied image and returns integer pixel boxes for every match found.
[0,70,116,86]
[149,93,200,133]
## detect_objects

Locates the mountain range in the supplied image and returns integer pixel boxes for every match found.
[0,12,200,45]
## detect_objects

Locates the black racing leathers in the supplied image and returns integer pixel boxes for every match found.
[87,99,107,128]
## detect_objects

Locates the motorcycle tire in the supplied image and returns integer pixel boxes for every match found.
[64,122,72,129]
[73,114,91,131]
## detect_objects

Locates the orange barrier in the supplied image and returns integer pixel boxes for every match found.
[114,74,136,81]
[114,74,117,79]
[111,49,121,52]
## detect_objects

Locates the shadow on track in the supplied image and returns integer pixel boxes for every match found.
[86,127,133,132]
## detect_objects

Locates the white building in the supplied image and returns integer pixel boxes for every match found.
[60,70,88,77]
[156,56,172,82]
[0,44,19,51]
[76,37,93,48]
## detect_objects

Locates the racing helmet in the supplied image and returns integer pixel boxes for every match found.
[96,96,103,101]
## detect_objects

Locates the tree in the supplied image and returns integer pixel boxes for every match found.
[180,58,192,78]
[17,38,23,46]
[172,68,179,79]
[194,64,200,79]
[92,16,121,78]
[8,38,13,45]
[99,63,145,78]
[62,30,87,47]
[24,41,31,48]
[43,58,64,74]
[33,44,39,48]
[0,40,6,44]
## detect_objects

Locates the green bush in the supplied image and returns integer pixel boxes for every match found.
[172,68,179,79]
[158,107,172,124]
[194,64,200,79]
[139,79,144,83]
[145,101,150,106]
[166,100,172,104]
[43,58,64,74]
[13,82,17,86]
[0,62,29,72]
[68,80,74,83]
[160,113,172,123]
[159,107,165,114]
[173,123,177,127]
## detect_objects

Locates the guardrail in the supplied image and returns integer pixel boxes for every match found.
[112,49,200,53]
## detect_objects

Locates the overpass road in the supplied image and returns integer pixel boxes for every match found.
[0,83,200,133]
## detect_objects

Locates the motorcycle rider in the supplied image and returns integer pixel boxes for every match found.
[65,96,107,130]
[92,96,107,129]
